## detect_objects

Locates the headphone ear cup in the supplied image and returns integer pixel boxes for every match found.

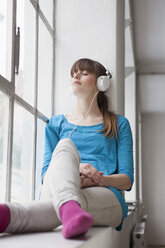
[97,76,111,92]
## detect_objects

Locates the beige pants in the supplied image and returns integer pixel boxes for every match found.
[6,138,122,233]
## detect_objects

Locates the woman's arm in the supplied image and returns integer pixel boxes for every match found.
[81,174,131,190]
[101,174,131,190]
[41,117,60,183]
[117,117,134,190]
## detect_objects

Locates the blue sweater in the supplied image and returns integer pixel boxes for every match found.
[41,114,134,230]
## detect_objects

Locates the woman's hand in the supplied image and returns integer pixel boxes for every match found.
[80,175,100,188]
[79,163,104,185]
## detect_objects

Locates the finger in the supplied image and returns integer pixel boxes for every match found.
[94,175,103,185]
[96,173,104,184]
[99,171,104,175]
[81,165,102,183]
[85,164,101,178]
[80,175,86,183]
[91,172,102,184]
[84,168,99,180]
[80,168,91,178]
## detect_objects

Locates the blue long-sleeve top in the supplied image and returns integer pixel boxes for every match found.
[41,114,134,231]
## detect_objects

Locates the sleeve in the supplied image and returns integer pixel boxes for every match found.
[117,117,134,191]
[41,116,60,183]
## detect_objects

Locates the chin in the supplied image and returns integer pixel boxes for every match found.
[71,88,82,96]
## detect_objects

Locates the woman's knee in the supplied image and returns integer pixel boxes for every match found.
[52,138,80,163]
[90,205,122,227]
[80,187,123,227]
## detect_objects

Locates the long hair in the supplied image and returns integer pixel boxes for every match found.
[70,58,118,140]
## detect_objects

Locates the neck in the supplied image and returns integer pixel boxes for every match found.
[73,96,102,120]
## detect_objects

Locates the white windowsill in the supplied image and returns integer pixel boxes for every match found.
[0,211,136,248]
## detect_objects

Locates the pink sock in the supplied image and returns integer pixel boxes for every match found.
[0,204,10,232]
[59,200,94,239]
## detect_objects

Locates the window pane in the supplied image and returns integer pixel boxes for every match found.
[35,119,46,199]
[125,26,134,67]
[39,0,53,28]
[38,18,53,118]
[15,0,36,106]
[0,0,12,80]
[11,103,34,202]
[0,91,9,201]
[125,0,131,19]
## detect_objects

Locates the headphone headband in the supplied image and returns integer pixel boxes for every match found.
[106,69,112,79]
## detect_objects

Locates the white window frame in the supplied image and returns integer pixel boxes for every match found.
[124,0,139,204]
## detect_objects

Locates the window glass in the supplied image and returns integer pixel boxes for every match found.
[125,0,131,19]
[15,0,36,106]
[11,103,34,202]
[38,18,53,118]
[0,0,12,81]
[0,91,9,201]
[35,118,46,199]
[125,26,134,67]
[39,0,54,28]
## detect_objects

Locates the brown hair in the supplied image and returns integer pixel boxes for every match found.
[70,58,118,140]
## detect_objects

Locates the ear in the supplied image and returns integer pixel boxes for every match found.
[97,76,111,91]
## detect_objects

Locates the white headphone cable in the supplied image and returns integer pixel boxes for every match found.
[68,89,100,138]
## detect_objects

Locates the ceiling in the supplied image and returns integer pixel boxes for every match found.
[132,0,165,74]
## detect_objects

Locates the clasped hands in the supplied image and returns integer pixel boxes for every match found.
[79,163,104,189]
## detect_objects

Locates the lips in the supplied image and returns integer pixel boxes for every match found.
[73,81,81,85]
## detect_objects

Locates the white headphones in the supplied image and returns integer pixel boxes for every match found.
[96,69,112,92]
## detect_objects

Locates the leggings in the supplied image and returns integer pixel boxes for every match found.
[5,138,122,233]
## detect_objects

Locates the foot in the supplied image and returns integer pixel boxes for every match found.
[0,204,10,232]
[59,200,93,239]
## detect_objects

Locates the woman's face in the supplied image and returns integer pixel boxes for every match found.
[71,70,97,96]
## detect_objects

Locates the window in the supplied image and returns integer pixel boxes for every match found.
[0,0,55,202]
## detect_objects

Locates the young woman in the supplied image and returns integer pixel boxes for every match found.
[0,58,134,239]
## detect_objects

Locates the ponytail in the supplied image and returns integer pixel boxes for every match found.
[97,91,118,140]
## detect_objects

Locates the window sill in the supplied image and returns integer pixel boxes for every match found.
[0,210,136,248]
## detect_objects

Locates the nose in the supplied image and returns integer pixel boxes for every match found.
[73,71,80,79]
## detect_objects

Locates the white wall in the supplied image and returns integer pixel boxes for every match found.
[54,0,125,115]
[132,0,165,74]
[139,75,165,113]
[141,113,165,245]
[138,74,165,245]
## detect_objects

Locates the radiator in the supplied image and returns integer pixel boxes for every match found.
[133,215,148,248]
